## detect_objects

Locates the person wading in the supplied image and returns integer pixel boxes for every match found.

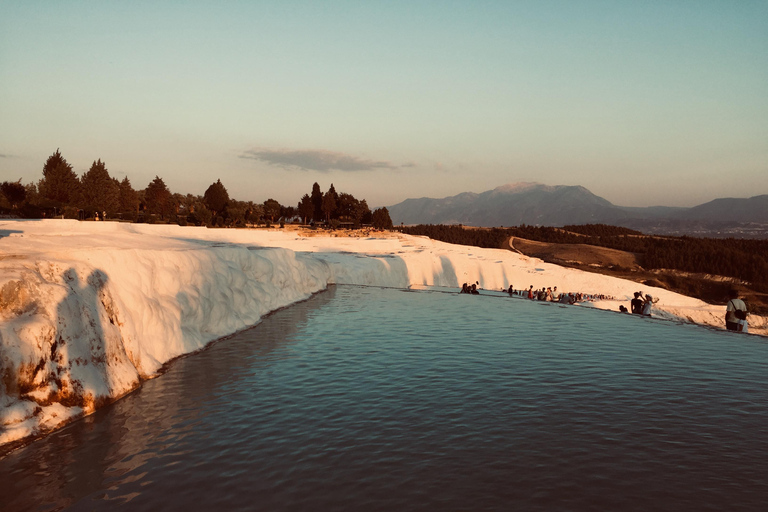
[725,289,748,332]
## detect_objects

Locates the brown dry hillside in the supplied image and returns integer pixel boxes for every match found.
[509,237,641,269]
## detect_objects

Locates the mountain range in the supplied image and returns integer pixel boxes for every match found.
[387,183,768,237]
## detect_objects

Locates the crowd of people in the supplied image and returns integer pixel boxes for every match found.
[459,282,751,334]
[459,282,616,305]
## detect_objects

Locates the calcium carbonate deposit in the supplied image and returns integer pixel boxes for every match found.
[1,220,762,452]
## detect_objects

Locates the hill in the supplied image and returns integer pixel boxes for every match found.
[388,183,768,237]
[389,183,627,226]
[672,195,768,223]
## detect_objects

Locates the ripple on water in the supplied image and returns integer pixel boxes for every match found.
[1,285,767,512]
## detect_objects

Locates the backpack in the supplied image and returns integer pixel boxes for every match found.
[730,300,748,320]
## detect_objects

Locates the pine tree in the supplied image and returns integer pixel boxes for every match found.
[356,199,372,226]
[298,194,313,224]
[118,177,139,213]
[311,182,323,222]
[203,179,230,216]
[81,159,120,214]
[322,189,337,222]
[144,176,171,218]
[38,149,81,206]
[372,207,393,229]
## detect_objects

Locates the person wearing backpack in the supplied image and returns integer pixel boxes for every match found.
[725,289,748,332]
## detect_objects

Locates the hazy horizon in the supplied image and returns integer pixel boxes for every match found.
[2,1,766,209]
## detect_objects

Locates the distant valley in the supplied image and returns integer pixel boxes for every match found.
[387,183,768,238]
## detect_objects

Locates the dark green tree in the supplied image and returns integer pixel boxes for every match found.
[311,182,323,222]
[355,199,372,227]
[118,177,139,213]
[322,188,337,222]
[249,202,264,224]
[263,198,281,222]
[298,194,313,224]
[187,198,213,226]
[24,183,39,205]
[1,180,27,208]
[81,159,120,214]
[280,205,297,221]
[372,207,393,229]
[144,176,171,218]
[226,200,247,226]
[38,149,80,206]
[335,192,357,220]
[203,179,230,216]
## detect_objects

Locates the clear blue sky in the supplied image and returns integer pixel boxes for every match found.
[1,1,766,207]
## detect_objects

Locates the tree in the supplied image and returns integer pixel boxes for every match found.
[322,188,337,222]
[327,183,338,202]
[187,198,213,226]
[164,193,180,220]
[118,177,139,213]
[81,159,120,214]
[24,182,39,206]
[144,176,171,218]
[226,202,246,226]
[248,202,264,224]
[1,180,27,208]
[355,199,372,227]
[263,198,281,222]
[372,207,393,229]
[203,179,229,216]
[298,194,313,224]
[280,205,297,221]
[311,182,323,222]
[335,192,358,220]
[38,149,80,206]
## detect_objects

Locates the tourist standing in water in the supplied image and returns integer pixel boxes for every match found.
[631,292,643,314]
[642,294,657,316]
[725,289,748,332]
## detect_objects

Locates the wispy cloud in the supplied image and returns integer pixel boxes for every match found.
[240,148,400,172]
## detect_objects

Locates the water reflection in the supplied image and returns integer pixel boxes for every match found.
[1,285,767,512]
[0,287,335,511]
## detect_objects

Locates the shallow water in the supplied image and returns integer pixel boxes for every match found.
[2,286,767,511]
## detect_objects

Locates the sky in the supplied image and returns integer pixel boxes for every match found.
[1,0,766,208]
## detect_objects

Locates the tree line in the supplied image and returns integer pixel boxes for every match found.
[0,149,393,229]
[400,224,768,292]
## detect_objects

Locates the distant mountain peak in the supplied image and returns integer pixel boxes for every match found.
[387,183,767,230]
[492,182,544,193]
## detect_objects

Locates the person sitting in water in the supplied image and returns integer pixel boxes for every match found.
[619,305,628,313]
[460,283,470,294]
[642,294,658,316]
[470,283,480,295]
[630,292,643,314]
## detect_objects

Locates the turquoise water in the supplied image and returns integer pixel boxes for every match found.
[2,285,767,511]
